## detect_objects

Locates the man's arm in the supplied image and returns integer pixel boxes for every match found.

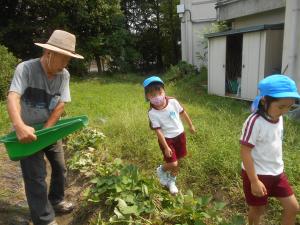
[43,102,65,128]
[7,92,37,143]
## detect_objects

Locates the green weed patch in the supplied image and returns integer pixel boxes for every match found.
[66,128,244,224]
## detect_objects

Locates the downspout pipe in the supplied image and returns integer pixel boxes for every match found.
[287,0,300,113]
[288,0,300,82]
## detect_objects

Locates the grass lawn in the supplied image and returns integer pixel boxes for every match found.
[1,73,300,223]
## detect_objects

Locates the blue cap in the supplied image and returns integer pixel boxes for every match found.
[143,76,164,88]
[251,74,300,112]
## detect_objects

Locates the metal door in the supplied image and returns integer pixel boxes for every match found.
[241,32,264,100]
[208,36,226,96]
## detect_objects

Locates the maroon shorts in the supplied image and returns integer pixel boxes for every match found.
[159,132,187,163]
[242,170,294,206]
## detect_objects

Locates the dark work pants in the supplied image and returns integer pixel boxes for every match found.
[20,141,67,225]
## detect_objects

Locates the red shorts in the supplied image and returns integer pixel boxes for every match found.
[159,132,187,163]
[242,170,294,206]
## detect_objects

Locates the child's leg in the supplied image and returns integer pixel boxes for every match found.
[248,205,265,225]
[163,161,179,194]
[277,195,299,225]
[163,161,178,176]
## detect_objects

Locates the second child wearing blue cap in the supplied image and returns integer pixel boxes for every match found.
[240,75,300,225]
[143,76,196,195]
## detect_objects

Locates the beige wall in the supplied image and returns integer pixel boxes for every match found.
[191,21,213,67]
[180,0,217,68]
[191,0,217,21]
[232,8,285,29]
[282,0,300,90]
[217,0,285,21]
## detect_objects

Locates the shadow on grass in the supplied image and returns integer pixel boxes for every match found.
[0,200,30,225]
[71,73,147,86]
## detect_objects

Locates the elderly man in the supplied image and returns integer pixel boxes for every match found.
[7,30,83,225]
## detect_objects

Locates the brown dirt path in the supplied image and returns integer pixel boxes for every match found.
[0,145,29,225]
[0,145,84,225]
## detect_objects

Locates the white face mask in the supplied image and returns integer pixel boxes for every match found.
[150,94,165,106]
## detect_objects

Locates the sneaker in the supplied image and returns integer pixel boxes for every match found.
[156,165,169,186]
[168,176,178,195]
[48,221,58,225]
[52,200,75,214]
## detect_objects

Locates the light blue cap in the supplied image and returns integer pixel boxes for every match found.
[143,76,164,88]
[251,74,300,112]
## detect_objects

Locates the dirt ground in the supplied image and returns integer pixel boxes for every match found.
[0,145,83,225]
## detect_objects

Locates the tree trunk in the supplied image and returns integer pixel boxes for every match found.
[170,0,180,64]
[155,1,163,71]
[95,55,102,74]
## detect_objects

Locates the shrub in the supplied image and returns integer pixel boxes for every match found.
[164,61,198,81]
[68,60,89,77]
[199,66,208,83]
[0,45,19,101]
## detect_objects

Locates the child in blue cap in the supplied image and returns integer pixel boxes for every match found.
[143,76,195,194]
[240,75,300,225]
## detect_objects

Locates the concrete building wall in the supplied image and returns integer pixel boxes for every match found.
[232,8,285,29]
[191,21,213,67]
[281,0,300,90]
[180,0,217,68]
[217,0,285,21]
[191,0,217,21]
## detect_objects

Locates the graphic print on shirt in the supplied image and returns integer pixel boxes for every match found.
[21,87,53,109]
[169,111,177,119]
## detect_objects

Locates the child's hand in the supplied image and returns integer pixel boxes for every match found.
[251,180,268,197]
[189,125,196,134]
[164,147,173,158]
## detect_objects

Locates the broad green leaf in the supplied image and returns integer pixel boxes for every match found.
[214,202,226,210]
[142,184,149,197]
[113,207,124,219]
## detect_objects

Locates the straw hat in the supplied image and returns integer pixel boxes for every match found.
[35,30,84,59]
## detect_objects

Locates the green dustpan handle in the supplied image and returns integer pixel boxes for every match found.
[0,117,88,143]
[35,119,81,135]
[0,120,77,143]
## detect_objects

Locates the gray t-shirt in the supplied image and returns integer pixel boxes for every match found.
[9,58,71,125]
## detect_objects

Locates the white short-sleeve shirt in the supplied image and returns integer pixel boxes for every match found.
[240,113,284,176]
[148,97,184,138]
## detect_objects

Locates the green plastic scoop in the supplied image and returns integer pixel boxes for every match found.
[0,115,88,161]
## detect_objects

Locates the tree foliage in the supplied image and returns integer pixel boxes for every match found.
[0,0,181,73]
[0,45,19,101]
[0,0,137,73]
[121,0,181,71]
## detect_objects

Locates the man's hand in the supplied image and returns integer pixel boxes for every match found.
[251,179,268,197]
[7,92,37,143]
[15,124,37,143]
[164,147,173,158]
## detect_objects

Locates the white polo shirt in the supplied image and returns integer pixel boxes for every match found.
[148,97,184,138]
[240,113,284,176]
